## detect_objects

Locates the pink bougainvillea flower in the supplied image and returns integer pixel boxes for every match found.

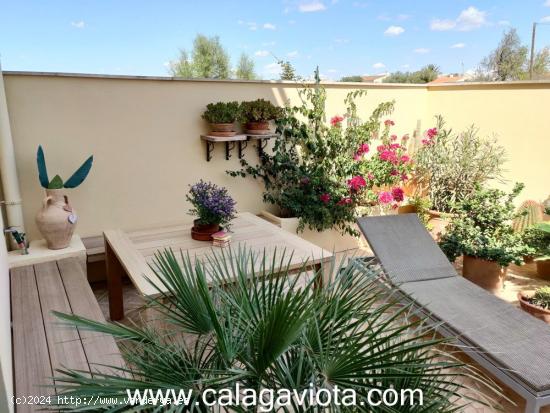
[426,127,438,138]
[377,145,386,153]
[421,139,430,145]
[390,134,398,141]
[379,150,398,164]
[337,197,353,205]
[300,177,310,185]
[347,175,367,192]
[390,169,399,176]
[367,172,375,180]
[384,119,395,127]
[400,154,410,163]
[401,173,409,181]
[389,143,401,150]
[320,193,331,204]
[353,153,362,161]
[401,134,409,141]
[330,115,345,127]
[359,143,370,154]
[378,191,394,204]
[391,187,405,202]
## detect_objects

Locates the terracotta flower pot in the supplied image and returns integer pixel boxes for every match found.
[427,209,455,241]
[518,292,550,324]
[462,255,507,293]
[191,220,220,241]
[397,204,417,214]
[536,259,550,280]
[209,123,236,137]
[245,121,271,135]
[35,189,77,250]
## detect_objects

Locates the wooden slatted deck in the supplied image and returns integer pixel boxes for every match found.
[10,258,125,412]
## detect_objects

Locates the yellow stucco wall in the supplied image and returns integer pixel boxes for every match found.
[3,73,427,239]
[426,83,550,202]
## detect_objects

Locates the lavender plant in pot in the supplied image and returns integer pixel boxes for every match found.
[439,183,533,293]
[187,180,236,241]
[35,145,93,249]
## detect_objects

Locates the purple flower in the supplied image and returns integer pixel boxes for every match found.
[187,180,236,226]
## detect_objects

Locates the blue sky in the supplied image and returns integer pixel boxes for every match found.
[2,0,550,79]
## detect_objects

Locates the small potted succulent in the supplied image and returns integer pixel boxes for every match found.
[35,145,93,249]
[522,222,550,279]
[240,99,283,135]
[187,180,236,241]
[518,286,550,324]
[439,183,533,293]
[202,101,241,137]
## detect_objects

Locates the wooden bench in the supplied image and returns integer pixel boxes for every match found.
[10,258,125,412]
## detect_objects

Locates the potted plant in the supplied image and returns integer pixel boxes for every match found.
[35,145,93,249]
[229,69,410,251]
[522,222,550,279]
[187,180,236,241]
[518,286,550,324]
[413,116,506,239]
[240,98,283,135]
[202,101,241,137]
[440,183,533,293]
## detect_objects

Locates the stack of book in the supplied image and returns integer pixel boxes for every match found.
[212,230,232,248]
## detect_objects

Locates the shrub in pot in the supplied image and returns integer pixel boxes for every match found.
[187,180,236,241]
[413,116,506,239]
[522,222,550,279]
[240,98,283,134]
[35,145,93,249]
[439,183,533,293]
[202,101,241,137]
[229,69,411,243]
[519,286,550,324]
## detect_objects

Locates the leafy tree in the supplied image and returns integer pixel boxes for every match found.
[340,75,363,82]
[474,28,550,81]
[279,59,296,80]
[235,53,256,80]
[170,34,230,79]
[384,64,440,84]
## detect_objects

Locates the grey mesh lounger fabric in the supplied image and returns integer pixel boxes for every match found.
[357,214,550,409]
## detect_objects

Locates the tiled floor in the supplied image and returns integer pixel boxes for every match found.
[92,250,550,413]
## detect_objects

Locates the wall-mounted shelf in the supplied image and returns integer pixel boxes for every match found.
[200,134,277,161]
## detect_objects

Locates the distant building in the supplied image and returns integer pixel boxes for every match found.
[361,73,389,83]
[428,74,465,84]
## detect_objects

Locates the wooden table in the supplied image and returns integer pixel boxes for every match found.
[104,212,333,320]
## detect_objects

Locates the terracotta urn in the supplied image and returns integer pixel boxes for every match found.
[462,255,507,293]
[245,121,271,135]
[191,220,220,241]
[209,123,237,137]
[35,189,77,249]
[397,204,417,214]
[518,292,550,324]
[536,259,550,280]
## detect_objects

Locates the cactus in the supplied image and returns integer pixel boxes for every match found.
[512,200,543,233]
[36,145,93,189]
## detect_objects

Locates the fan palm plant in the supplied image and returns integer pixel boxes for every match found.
[53,247,500,411]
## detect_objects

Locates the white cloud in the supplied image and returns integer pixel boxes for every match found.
[372,62,386,69]
[384,25,405,36]
[545,0,550,6]
[263,23,276,30]
[413,48,430,54]
[255,50,269,57]
[263,62,281,77]
[430,19,456,31]
[541,16,550,22]
[298,1,326,12]
[451,42,466,49]
[71,20,85,29]
[287,50,299,58]
[431,6,486,32]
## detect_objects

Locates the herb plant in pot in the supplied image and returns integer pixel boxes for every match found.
[187,180,236,241]
[518,286,550,324]
[202,101,241,137]
[439,183,533,293]
[522,222,550,279]
[35,145,93,249]
[413,116,506,240]
[240,98,283,135]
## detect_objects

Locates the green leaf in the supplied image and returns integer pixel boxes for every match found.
[36,145,49,188]
[48,174,64,189]
[64,155,93,188]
